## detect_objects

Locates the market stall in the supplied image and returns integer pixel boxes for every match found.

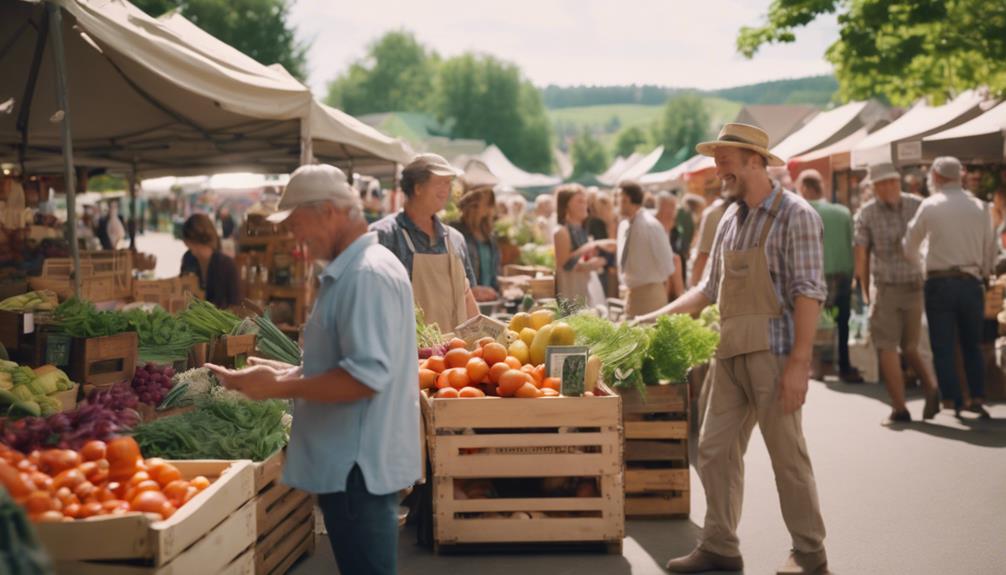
[786,128,869,208]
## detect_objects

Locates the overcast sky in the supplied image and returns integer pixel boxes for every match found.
[289,0,839,97]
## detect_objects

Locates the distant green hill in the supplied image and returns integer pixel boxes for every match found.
[707,75,838,107]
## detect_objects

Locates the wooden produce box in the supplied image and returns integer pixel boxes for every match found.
[40,460,256,574]
[422,392,625,553]
[133,276,203,313]
[253,450,316,575]
[985,284,1004,319]
[30,250,133,302]
[617,383,690,519]
[69,331,138,389]
[502,264,552,277]
[208,334,256,369]
[51,382,80,412]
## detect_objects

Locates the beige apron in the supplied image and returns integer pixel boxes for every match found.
[402,228,468,333]
[716,191,784,359]
[625,282,668,318]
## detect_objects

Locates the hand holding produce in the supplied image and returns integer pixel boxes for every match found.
[0,438,211,523]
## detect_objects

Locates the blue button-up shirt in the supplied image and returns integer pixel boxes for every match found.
[283,232,421,495]
[371,210,478,288]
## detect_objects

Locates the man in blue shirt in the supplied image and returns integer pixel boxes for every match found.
[208,164,420,575]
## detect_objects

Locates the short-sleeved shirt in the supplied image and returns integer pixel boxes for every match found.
[283,232,421,495]
[617,209,676,288]
[903,185,996,279]
[853,193,924,285]
[699,184,827,356]
[371,210,478,289]
[808,199,854,276]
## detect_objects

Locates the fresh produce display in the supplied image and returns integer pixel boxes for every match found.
[0,437,211,522]
[1,383,141,453]
[253,314,301,365]
[504,309,577,365]
[131,363,177,407]
[0,290,58,312]
[123,308,197,363]
[415,306,446,355]
[131,395,288,461]
[565,311,651,391]
[0,484,53,574]
[643,314,719,384]
[53,298,131,339]
[0,362,75,418]
[157,367,218,410]
[178,299,241,342]
[699,304,720,329]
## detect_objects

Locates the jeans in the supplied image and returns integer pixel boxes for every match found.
[924,276,985,407]
[317,465,399,575]
[825,274,853,372]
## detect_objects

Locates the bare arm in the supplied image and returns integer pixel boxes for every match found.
[635,287,712,323]
[779,295,821,414]
[854,245,870,304]
[690,252,710,288]
[554,227,602,272]
[206,364,375,403]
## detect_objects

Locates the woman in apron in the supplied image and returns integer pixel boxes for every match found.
[371,153,479,333]
[552,184,613,307]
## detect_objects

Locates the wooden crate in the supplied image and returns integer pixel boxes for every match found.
[252,450,316,575]
[209,334,256,368]
[68,331,138,388]
[133,277,203,311]
[617,383,690,519]
[30,250,133,302]
[423,392,624,553]
[38,460,256,570]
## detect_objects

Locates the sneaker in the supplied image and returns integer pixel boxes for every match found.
[882,409,912,426]
[666,547,744,573]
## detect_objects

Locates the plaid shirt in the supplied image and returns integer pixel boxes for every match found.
[853,194,924,285]
[700,184,826,356]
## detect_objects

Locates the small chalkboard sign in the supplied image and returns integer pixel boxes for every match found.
[545,345,589,397]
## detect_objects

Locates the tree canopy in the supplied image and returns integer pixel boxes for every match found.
[571,130,609,179]
[614,126,650,158]
[655,94,711,160]
[133,0,307,80]
[737,0,1006,106]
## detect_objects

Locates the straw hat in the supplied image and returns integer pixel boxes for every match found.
[696,123,785,167]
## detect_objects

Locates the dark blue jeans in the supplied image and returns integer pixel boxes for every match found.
[318,465,399,575]
[924,276,985,407]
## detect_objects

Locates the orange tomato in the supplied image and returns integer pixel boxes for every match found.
[102,499,129,513]
[32,510,64,523]
[465,357,490,384]
[159,501,177,520]
[39,449,80,475]
[54,487,78,507]
[79,501,103,518]
[488,362,511,384]
[105,437,140,468]
[130,490,168,515]
[542,377,561,391]
[148,463,182,488]
[497,369,534,397]
[54,468,86,491]
[477,337,496,348]
[444,348,470,369]
[533,365,546,384]
[0,461,33,498]
[458,386,486,398]
[470,347,484,359]
[126,480,162,503]
[520,364,543,387]
[541,388,560,397]
[445,368,471,390]
[74,480,97,502]
[183,486,200,503]
[62,503,82,519]
[434,387,460,399]
[418,368,438,390]
[128,471,151,487]
[514,382,543,398]
[503,356,522,369]
[448,337,468,350]
[29,471,52,492]
[25,491,54,514]
[80,441,106,462]
[426,356,447,373]
[482,343,508,366]
[163,480,190,504]
[190,476,211,491]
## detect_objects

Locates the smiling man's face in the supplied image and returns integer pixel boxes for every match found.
[715,147,761,202]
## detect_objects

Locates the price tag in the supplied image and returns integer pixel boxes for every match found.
[22,312,34,335]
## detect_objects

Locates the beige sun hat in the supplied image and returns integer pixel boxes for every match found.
[696,123,785,167]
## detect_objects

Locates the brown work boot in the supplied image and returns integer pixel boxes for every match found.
[666,547,743,573]
[777,548,828,574]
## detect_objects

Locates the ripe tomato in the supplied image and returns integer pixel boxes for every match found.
[497,370,534,397]
[482,343,508,366]
[465,358,490,384]
[162,480,190,504]
[488,362,511,385]
[425,356,447,374]
[130,490,168,515]
[80,441,106,462]
[148,464,182,488]
[189,476,210,491]
[105,437,141,468]
[444,348,471,369]
[447,337,468,350]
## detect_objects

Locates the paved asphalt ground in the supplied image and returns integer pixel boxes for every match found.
[138,231,1005,574]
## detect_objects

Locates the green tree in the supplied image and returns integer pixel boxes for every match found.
[435,53,553,173]
[656,94,710,158]
[614,126,650,158]
[325,31,439,115]
[133,0,307,80]
[571,130,608,178]
[736,0,1006,106]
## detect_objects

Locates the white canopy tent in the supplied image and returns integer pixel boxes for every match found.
[851,91,987,168]
[640,154,705,188]
[771,101,873,162]
[458,145,560,190]
[922,101,1006,164]
[610,146,664,185]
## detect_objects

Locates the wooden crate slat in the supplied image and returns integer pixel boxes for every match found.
[257,506,315,575]
[624,421,688,440]
[253,450,286,492]
[625,439,687,462]
[430,395,620,430]
[258,488,311,535]
[434,448,621,478]
[440,495,612,514]
[625,494,690,517]
[438,517,620,544]
[625,468,689,493]
[619,384,687,415]
[256,499,313,555]
[433,431,617,448]
[264,530,315,575]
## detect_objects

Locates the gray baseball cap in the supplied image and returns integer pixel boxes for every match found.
[268,164,351,223]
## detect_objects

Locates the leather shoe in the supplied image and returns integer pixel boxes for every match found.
[882,409,911,426]
[839,368,864,384]
[777,548,828,574]
[922,391,940,420]
[666,547,743,573]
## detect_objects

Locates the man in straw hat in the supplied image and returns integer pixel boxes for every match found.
[853,163,940,424]
[638,123,829,574]
[904,156,996,419]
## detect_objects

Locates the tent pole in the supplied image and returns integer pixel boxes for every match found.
[47,2,80,298]
[128,166,138,250]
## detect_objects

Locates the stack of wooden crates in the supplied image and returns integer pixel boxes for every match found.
[236,221,313,327]
[618,382,690,518]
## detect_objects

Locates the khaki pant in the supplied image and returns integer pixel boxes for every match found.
[625,282,668,318]
[869,283,923,351]
[698,351,826,557]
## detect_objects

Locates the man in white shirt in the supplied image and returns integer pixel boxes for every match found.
[617,180,676,317]
[904,156,995,418]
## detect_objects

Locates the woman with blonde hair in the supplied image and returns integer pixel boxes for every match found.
[553,184,614,306]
